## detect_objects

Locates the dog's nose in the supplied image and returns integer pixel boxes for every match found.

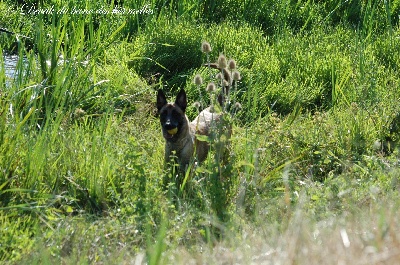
[165,120,175,130]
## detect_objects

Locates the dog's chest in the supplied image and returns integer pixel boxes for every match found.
[166,127,195,155]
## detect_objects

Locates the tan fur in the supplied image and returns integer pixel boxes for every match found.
[164,107,221,170]
[157,90,223,172]
[190,107,222,163]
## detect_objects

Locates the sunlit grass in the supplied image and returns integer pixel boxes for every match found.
[0,0,400,263]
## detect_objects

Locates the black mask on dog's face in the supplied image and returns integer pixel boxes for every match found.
[157,89,187,142]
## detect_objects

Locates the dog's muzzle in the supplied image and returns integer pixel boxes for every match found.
[163,118,179,139]
[167,128,178,135]
[164,127,178,139]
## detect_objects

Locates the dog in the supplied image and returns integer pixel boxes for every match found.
[156,89,224,174]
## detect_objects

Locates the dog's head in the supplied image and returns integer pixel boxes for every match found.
[156,89,188,142]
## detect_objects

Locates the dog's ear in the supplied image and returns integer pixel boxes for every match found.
[175,89,187,113]
[156,89,168,113]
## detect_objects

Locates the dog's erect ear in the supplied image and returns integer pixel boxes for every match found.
[175,89,187,113]
[156,89,168,113]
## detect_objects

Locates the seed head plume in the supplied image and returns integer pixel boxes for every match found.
[232,70,241,81]
[228,59,236,70]
[201,41,212,53]
[206,82,216,93]
[218,54,227,69]
[194,74,203,86]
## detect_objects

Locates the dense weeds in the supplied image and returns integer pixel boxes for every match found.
[0,0,400,263]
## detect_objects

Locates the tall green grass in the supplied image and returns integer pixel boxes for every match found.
[0,0,400,263]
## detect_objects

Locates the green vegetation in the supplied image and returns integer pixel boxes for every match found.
[1,0,400,263]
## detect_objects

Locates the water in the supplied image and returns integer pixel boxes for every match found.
[2,54,32,88]
[2,54,88,87]
[3,55,20,87]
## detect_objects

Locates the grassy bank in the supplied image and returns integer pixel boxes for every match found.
[1,0,400,264]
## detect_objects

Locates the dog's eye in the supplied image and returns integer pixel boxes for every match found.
[160,111,168,120]
[171,109,181,119]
